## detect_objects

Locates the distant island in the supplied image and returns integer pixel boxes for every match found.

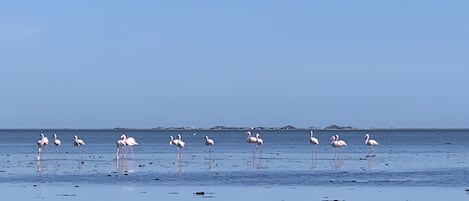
[128,124,355,131]
[1,125,468,131]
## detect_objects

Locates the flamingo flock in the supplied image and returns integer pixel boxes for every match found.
[35,131,379,162]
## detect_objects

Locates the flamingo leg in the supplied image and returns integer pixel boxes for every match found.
[126,146,135,159]
[176,147,183,159]
[37,149,42,161]
[253,144,258,156]
[257,145,263,158]
[114,147,120,160]
[122,146,127,159]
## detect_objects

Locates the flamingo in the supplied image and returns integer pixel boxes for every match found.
[309,131,319,145]
[205,135,214,152]
[205,136,214,146]
[246,131,258,154]
[169,136,179,146]
[246,131,257,143]
[53,133,61,153]
[40,133,49,145]
[255,133,263,148]
[121,134,138,159]
[365,134,379,155]
[330,135,346,164]
[40,133,49,152]
[73,135,85,152]
[114,136,126,160]
[309,131,319,164]
[253,133,264,161]
[334,134,347,147]
[330,135,347,150]
[330,135,336,147]
[37,136,46,160]
[176,134,185,154]
[169,135,185,155]
[255,133,263,144]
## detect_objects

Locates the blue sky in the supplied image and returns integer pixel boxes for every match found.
[1,1,468,128]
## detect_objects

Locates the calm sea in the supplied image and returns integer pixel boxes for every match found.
[0,129,468,186]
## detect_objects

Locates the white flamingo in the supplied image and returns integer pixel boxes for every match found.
[334,134,347,147]
[365,134,379,155]
[122,134,138,158]
[53,133,61,153]
[73,135,85,152]
[330,135,336,147]
[309,131,319,145]
[246,131,257,143]
[41,133,49,146]
[40,133,49,153]
[205,135,214,152]
[114,136,126,160]
[330,135,347,151]
[176,134,185,154]
[246,131,258,154]
[256,133,264,146]
[169,136,179,146]
[254,133,264,160]
[330,135,347,164]
[169,135,185,155]
[205,136,214,146]
[255,133,263,148]
[37,135,46,160]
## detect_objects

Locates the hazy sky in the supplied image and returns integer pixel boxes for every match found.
[1,1,468,128]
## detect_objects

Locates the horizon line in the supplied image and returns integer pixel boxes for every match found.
[0,127,468,131]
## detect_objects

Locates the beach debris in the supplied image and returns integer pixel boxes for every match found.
[194,191,215,198]
[195,192,205,195]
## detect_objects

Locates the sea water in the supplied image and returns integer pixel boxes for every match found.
[0,129,468,187]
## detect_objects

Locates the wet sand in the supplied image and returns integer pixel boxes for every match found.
[2,183,467,201]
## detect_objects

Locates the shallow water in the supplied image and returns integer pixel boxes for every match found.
[1,129,469,187]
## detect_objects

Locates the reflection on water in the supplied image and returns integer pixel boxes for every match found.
[333,151,346,170]
[206,151,214,171]
[54,158,61,173]
[76,159,84,174]
[36,160,44,174]
[206,158,214,171]
[116,158,135,173]
[311,151,317,170]
[174,158,183,173]
[248,154,264,170]
[368,157,376,170]
[37,157,62,174]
